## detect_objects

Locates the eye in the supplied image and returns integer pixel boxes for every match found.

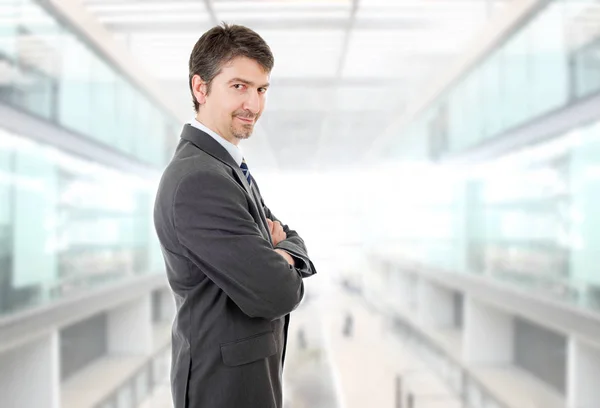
[258,87,268,94]
[233,84,246,90]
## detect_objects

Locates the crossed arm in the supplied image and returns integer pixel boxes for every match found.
[173,170,316,320]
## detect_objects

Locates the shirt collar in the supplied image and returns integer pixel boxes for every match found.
[189,118,244,167]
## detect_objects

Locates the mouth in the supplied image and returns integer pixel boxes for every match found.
[236,116,255,124]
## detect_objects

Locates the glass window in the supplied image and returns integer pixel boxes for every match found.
[500,22,531,130]
[131,89,146,160]
[0,127,159,317]
[58,34,92,136]
[149,106,166,166]
[530,0,569,116]
[447,79,467,152]
[12,0,60,120]
[135,97,153,164]
[90,56,117,145]
[479,50,503,140]
[0,1,18,60]
[463,67,483,149]
[0,0,178,167]
[0,136,14,313]
[114,80,135,155]
[0,0,176,319]
[13,143,58,298]
[565,0,600,98]
[568,121,600,309]
[572,36,600,98]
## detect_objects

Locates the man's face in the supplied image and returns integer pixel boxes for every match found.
[195,56,269,145]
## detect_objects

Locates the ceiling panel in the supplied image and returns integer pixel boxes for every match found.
[84,2,208,14]
[79,0,516,170]
[265,86,336,112]
[342,28,475,78]
[257,29,345,78]
[213,0,352,8]
[217,10,350,20]
[334,85,408,112]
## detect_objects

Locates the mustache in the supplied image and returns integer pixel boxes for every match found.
[233,110,257,120]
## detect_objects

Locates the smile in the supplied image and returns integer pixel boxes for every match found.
[236,117,254,124]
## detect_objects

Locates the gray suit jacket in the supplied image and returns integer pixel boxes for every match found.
[153,124,316,408]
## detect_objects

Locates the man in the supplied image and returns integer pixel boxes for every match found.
[153,23,317,408]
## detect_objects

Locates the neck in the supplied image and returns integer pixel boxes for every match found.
[195,113,239,146]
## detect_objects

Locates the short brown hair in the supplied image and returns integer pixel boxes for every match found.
[188,23,274,112]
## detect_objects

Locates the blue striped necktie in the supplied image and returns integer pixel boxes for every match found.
[240,158,253,186]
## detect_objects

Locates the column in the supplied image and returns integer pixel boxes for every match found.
[463,296,514,364]
[107,294,153,355]
[417,280,455,328]
[0,332,60,408]
[567,337,600,408]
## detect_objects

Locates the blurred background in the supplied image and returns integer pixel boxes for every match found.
[1,0,600,407]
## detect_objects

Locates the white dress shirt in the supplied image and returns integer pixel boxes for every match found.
[188,118,244,167]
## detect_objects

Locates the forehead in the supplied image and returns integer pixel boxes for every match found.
[217,56,270,82]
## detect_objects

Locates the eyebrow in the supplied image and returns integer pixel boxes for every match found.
[227,77,270,88]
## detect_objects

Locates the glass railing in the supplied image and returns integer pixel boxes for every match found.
[391,0,600,160]
[376,117,600,313]
[0,127,164,317]
[94,345,170,408]
[0,0,173,318]
[393,318,509,408]
[0,0,180,167]
[351,285,510,408]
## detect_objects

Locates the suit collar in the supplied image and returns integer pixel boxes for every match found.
[179,124,272,244]
[180,124,260,216]
[188,119,244,167]
[180,124,239,169]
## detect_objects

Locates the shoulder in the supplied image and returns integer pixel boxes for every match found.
[163,141,228,184]
[157,144,240,203]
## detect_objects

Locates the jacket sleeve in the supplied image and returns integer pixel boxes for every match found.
[261,202,317,279]
[173,170,304,320]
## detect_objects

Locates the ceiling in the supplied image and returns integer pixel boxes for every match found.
[79,0,512,171]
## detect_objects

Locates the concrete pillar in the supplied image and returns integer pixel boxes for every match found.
[0,332,60,408]
[567,338,600,408]
[463,296,514,364]
[407,274,419,312]
[417,280,454,328]
[389,269,413,312]
[107,295,153,355]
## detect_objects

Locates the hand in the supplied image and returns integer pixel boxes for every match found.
[267,219,286,246]
[274,249,295,267]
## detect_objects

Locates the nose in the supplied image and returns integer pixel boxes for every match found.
[243,90,261,115]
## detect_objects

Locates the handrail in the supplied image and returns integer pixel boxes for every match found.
[341,284,511,408]
[0,273,167,354]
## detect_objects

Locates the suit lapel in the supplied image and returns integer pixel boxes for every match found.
[180,124,252,196]
[180,125,272,244]
[249,182,273,246]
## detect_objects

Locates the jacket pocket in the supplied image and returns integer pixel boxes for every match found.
[220,331,277,367]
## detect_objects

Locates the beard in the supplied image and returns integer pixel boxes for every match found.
[231,110,258,140]
[231,122,253,140]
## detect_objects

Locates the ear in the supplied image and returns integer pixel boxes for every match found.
[191,74,208,105]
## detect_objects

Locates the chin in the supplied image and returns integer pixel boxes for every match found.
[233,125,253,140]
